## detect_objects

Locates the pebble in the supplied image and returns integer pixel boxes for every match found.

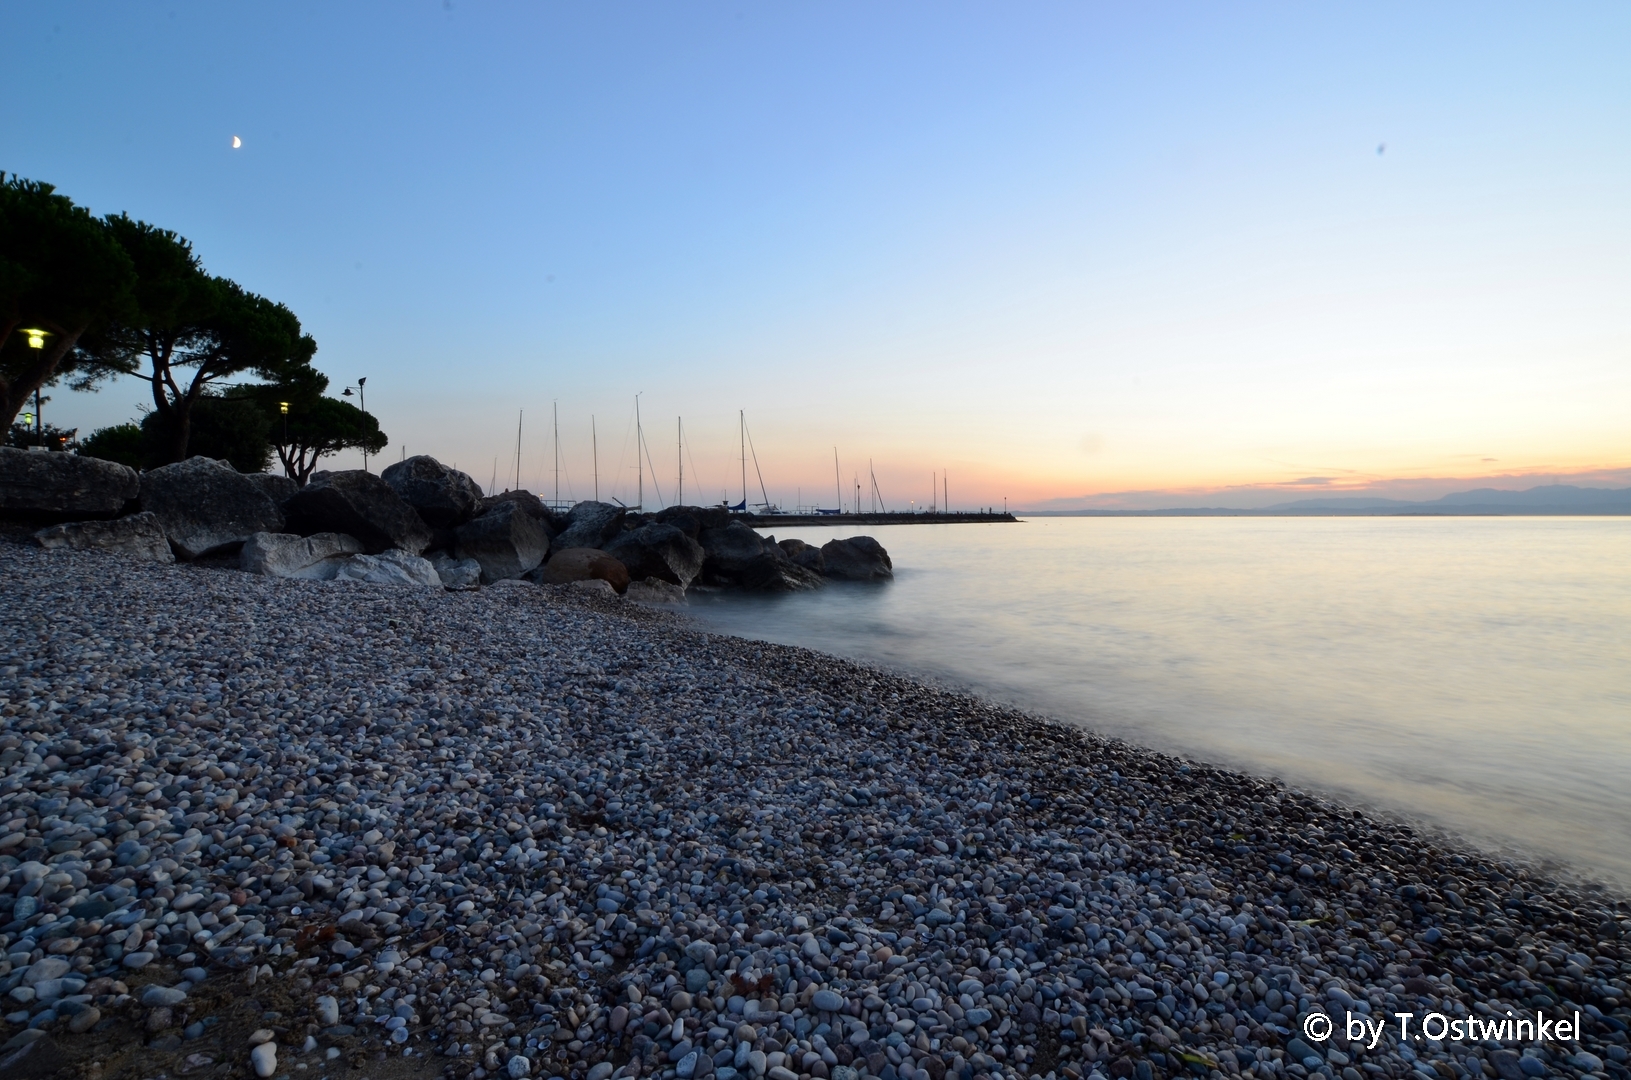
[0,543,1625,1080]
[250,1040,278,1078]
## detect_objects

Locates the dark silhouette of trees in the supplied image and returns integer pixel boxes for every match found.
[0,175,135,431]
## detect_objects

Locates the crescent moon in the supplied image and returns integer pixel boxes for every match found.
[232,136,242,149]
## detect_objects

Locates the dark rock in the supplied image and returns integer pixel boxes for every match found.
[654,505,731,540]
[139,457,285,559]
[381,456,485,528]
[699,521,824,591]
[819,536,893,581]
[455,500,552,583]
[34,512,174,563]
[0,446,139,520]
[0,1033,65,1079]
[477,489,562,532]
[283,470,433,555]
[777,538,825,573]
[551,500,625,550]
[243,472,298,506]
[533,547,630,593]
[604,522,705,588]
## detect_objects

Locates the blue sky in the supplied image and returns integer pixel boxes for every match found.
[6,2,1629,508]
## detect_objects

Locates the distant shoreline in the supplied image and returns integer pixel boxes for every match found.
[1014,508,1631,518]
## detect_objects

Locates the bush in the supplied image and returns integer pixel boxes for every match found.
[79,423,146,468]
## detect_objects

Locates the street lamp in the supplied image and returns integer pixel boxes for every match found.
[20,330,49,445]
[341,377,369,471]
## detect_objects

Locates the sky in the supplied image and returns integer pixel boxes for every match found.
[5,2,1629,510]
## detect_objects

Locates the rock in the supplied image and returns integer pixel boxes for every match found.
[142,984,189,1007]
[819,536,893,581]
[67,1006,101,1033]
[777,538,824,573]
[138,456,285,559]
[1492,1051,1526,1080]
[0,1032,64,1080]
[654,504,731,540]
[315,996,339,1025]
[534,547,630,593]
[627,578,687,604]
[455,500,551,583]
[699,521,824,591]
[477,489,561,531]
[333,549,442,587]
[811,989,845,1012]
[587,1064,615,1080]
[571,578,619,597]
[508,1054,532,1078]
[604,522,706,588]
[550,500,625,550]
[33,512,174,563]
[381,456,485,528]
[283,470,433,555]
[0,446,139,519]
[243,472,298,505]
[239,531,364,579]
[429,551,483,590]
[23,958,69,986]
[250,1041,278,1078]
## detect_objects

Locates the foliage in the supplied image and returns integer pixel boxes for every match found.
[75,214,318,464]
[260,389,388,486]
[0,174,135,431]
[78,423,146,468]
[5,421,78,451]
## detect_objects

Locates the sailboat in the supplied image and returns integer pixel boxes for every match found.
[735,411,785,514]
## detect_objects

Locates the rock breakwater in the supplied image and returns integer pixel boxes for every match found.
[0,544,1626,1080]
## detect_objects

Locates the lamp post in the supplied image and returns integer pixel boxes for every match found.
[22,329,48,446]
[341,377,369,471]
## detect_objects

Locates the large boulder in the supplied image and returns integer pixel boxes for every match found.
[240,531,365,579]
[820,536,893,581]
[429,551,482,590]
[477,489,562,532]
[33,513,174,563]
[551,500,625,550]
[454,500,551,583]
[653,504,731,541]
[283,470,433,555]
[0,447,139,519]
[698,521,824,591]
[381,456,484,529]
[603,522,705,589]
[138,457,285,559]
[777,537,825,573]
[333,549,441,588]
[243,472,298,506]
[532,547,630,593]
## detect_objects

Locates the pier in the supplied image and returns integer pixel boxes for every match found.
[739,510,1018,526]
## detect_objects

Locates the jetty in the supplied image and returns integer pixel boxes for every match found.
[740,509,1017,526]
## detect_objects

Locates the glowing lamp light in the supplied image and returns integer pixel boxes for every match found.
[279,402,289,415]
[22,329,48,349]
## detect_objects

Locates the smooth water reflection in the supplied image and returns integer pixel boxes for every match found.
[688,517,1631,888]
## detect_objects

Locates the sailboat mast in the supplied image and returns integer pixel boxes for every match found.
[636,394,643,512]
[678,418,683,506]
[834,449,841,513]
[740,410,747,512]
[552,401,560,508]
[592,416,598,502]
[514,410,523,492]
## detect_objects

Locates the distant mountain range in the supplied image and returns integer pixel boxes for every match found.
[1024,484,1631,517]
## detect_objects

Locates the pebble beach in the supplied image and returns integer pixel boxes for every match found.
[1,543,1627,1080]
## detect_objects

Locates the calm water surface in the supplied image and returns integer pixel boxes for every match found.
[687,517,1631,889]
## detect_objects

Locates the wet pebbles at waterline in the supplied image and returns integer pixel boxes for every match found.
[0,544,1628,1080]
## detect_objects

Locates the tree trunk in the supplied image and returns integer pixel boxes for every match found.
[0,327,84,431]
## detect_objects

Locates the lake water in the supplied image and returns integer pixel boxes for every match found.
[686,517,1631,890]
